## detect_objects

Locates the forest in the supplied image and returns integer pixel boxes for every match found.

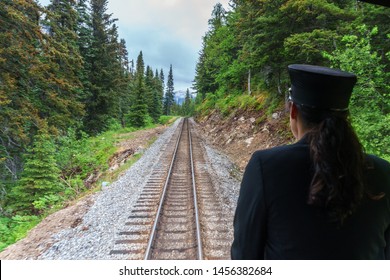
[0,0,196,250]
[0,0,389,251]
[194,0,389,161]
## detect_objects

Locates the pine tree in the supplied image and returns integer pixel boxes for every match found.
[127,51,148,127]
[145,65,155,115]
[145,66,162,122]
[194,3,231,99]
[159,69,165,87]
[0,0,41,182]
[182,88,193,116]
[0,0,83,184]
[43,0,85,128]
[75,0,94,104]
[163,65,175,115]
[153,69,164,121]
[11,125,63,213]
[159,69,165,112]
[84,0,121,133]
[117,39,132,127]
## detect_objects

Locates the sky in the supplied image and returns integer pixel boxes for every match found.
[38,0,231,91]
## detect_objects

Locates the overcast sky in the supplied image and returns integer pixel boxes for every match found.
[38,0,230,91]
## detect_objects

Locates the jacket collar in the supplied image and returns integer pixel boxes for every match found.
[295,133,310,145]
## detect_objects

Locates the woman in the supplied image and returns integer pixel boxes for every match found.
[231,64,390,259]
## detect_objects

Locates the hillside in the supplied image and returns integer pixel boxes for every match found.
[195,104,295,172]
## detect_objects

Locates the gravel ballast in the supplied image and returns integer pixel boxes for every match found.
[39,118,241,260]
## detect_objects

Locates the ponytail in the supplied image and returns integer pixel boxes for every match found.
[298,105,365,224]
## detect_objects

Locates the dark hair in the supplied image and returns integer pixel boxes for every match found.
[297,104,366,224]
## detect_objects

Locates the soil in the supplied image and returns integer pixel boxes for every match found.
[195,109,294,171]
[0,110,293,260]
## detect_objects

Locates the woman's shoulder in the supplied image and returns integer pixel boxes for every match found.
[366,154,390,172]
[251,140,309,161]
[365,154,390,192]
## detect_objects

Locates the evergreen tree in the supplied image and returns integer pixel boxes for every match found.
[10,125,63,213]
[107,24,130,127]
[182,88,193,116]
[75,0,94,105]
[84,0,121,133]
[117,39,132,127]
[159,69,165,113]
[145,65,155,115]
[0,0,43,183]
[145,66,162,122]
[163,65,175,115]
[194,3,235,99]
[153,69,164,121]
[127,51,148,127]
[159,69,165,87]
[0,0,83,184]
[194,39,217,100]
[44,0,85,128]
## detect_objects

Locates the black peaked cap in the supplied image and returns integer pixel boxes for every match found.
[359,0,390,7]
[288,64,357,111]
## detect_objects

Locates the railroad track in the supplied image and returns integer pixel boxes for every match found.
[110,118,232,260]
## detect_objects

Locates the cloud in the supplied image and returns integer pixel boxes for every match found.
[38,0,231,90]
[110,0,229,44]
[125,27,197,89]
[112,0,231,90]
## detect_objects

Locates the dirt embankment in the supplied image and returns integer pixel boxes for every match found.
[195,109,294,171]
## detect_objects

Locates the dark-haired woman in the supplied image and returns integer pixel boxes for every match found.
[231,64,390,259]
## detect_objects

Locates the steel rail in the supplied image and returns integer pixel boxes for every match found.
[188,120,203,260]
[143,118,185,260]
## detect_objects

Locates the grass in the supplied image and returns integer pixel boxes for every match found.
[196,90,283,120]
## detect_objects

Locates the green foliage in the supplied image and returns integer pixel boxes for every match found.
[10,126,64,213]
[196,91,274,119]
[323,25,390,161]
[32,194,62,211]
[56,128,98,198]
[158,116,178,125]
[83,0,124,133]
[57,128,95,174]
[284,29,339,64]
[0,215,40,251]
[180,89,195,116]
[145,66,163,122]
[0,0,84,190]
[127,52,148,128]
[195,0,359,104]
[163,65,175,115]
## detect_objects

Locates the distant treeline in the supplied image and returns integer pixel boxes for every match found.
[194,0,389,160]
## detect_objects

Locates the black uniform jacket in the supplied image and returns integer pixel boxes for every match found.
[231,137,390,259]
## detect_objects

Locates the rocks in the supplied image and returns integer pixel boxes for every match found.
[195,110,294,172]
[244,137,254,147]
[272,111,283,120]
